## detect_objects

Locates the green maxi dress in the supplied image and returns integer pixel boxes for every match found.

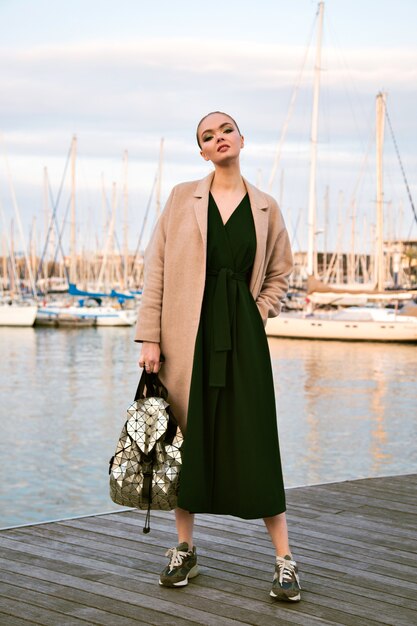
[177,192,286,519]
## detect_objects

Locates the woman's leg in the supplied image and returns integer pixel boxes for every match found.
[159,508,198,587]
[263,511,291,556]
[175,507,195,547]
[264,512,301,601]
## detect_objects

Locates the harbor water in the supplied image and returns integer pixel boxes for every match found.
[0,326,416,528]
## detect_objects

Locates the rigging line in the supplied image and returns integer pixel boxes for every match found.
[100,183,126,274]
[267,7,317,192]
[349,115,374,208]
[50,195,71,278]
[321,16,375,217]
[36,142,72,281]
[325,11,369,156]
[0,133,38,298]
[290,207,303,252]
[130,172,158,276]
[0,197,21,295]
[41,185,70,284]
[385,104,417,227]
[406,216,415,241]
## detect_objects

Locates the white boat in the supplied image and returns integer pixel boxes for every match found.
[94,306,137,326]
[0,302,38,327]
[267,5,417,342]
[36,303,137,327]
[266,307,417,342]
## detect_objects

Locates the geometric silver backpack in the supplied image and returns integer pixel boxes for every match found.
[109,370,183,533]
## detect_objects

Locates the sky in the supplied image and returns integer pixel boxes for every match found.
[0,0,416,257]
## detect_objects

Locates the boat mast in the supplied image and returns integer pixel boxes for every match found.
[0,206,19,295]
[336,190,343,284]
[69,134,77,285]
[43,166,48,281]
[323,185,329,277]
[1,135,37,298]
[30,215,37,282]
[348,198,357,284]
[375,92,386,291]
[10,219,16,294]
[155,138,164,219]
[307,1,324,277]
[111,181,118,287]
[97,180,117,290]
[122,150,129,289]
[1,232,6,292]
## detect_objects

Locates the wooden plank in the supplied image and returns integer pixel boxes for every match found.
[199,559,417,611]
[356,474,415,490]
[0,596,89,626]
[0,581,149,626]
[0,571,195,626]
[13,508,416,588]
[1,532,414,618]
[296,484,417,515]
[0,550,376,626]
[287,527,416,563]
[166,559,417,626]
[318,479,417,505]
[0,554,400,626]
[0,549,323,626]
[3,528,416,599]
[14,518,417,579]
[7,512,416,596]
[0,613,38,626]
[0,474,416,626]
[314,475,416,493]
[347,504,416,526]
[0,554,323,626]
[286,518,417,550]
[287,511,416,539]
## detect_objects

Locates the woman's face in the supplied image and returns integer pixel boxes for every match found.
[198,113,244,165]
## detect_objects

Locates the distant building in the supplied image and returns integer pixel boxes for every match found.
[291,239,417,289]
[291,251,372,288]
[384,239,417,288]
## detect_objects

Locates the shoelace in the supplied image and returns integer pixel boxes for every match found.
[165,547,190,572]
[275,556,301,587]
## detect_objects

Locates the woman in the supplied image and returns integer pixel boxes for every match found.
[135,111,301,602]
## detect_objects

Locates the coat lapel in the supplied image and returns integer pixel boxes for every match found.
[193,171,215,248]
[192,172,269,296]
[244,178,269,295]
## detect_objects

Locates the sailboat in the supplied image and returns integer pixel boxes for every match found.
[35,139,139,327]
[36,285,138,327]
[0,138,38,326]
[36,300,137,327]
[266,4,417,342]
[266,306,417,342]
[0,300,38,326]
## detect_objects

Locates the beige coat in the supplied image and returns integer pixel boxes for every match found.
[134,171,293,432]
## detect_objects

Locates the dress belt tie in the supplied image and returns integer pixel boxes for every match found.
[207,267,247,387]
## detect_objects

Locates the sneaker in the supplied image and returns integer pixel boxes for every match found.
[270,554,301,602]
[159,542,199,587]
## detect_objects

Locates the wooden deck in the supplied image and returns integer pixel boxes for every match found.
[0,474,416,626]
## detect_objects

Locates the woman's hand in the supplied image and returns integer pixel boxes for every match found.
[138,341,162,374]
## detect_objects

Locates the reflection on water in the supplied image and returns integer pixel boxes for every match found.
[269,338,416,489]
[1,328,416,527]
[0,326,139,528]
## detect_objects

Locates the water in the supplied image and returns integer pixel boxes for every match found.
[0,326,416,528]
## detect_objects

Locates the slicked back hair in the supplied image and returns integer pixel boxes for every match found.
[196,111,242,149]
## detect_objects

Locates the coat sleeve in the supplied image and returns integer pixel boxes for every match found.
[134,187,175,343]
[255,211,293,324]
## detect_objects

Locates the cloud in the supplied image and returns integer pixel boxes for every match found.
[0,37,416,250]
[2,39,416,126]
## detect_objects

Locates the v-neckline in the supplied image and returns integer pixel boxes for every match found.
[210,192,248,227]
